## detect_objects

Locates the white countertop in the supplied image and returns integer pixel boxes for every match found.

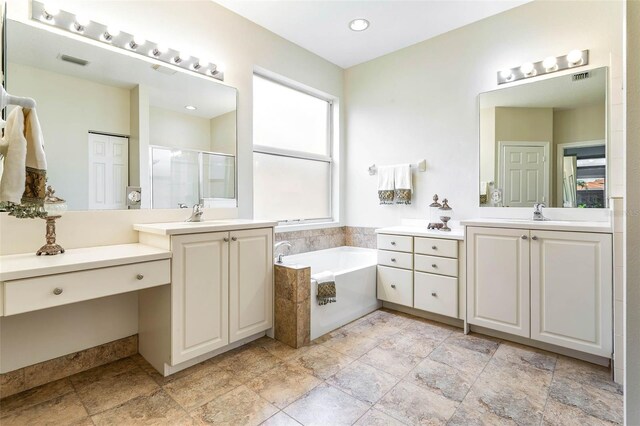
[375,226,465,240]
[461,218,612,233]
[0,244,171,281]
[133,219,278,236]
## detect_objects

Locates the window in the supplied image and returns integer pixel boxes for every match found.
[253,74,333,223]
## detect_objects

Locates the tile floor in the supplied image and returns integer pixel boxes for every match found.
[0,309,623,425]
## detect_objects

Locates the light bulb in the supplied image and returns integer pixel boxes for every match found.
[520,62,535,76]
[349,18,370,31]
[133,36,146,46]
[216,63,226,73]
[43,3,60,16]
[567,49,583,65]
[106,26,120,37]
[75,15,90,26]
[499,69,513,80]
[542,56,557,71]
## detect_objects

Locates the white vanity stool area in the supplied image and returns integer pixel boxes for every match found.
[463,219,613,362]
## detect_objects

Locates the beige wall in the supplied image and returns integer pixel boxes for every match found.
[553,103,606,144]
[210,110,236,155]
[149,106,211,151]
[625,0,639,421]
[7,63,131,210]
[344,0,622,226]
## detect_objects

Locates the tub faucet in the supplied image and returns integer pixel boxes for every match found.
[274,241,292,263]
[533,203,546,221]
[186,203,204,222]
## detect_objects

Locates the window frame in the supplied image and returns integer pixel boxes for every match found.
[252,73,334,224]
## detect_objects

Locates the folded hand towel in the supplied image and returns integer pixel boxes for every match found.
[313,271,336,306]
[377,166,395,205]
[0,107,47,206]
[394,164,412,205]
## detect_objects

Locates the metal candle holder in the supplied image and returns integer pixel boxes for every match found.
[439,198,452,232]
[36,186,66,256]
[427,194,443,230]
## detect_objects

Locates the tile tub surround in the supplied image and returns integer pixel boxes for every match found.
[274,264,311,349]
[275,226,376,255]
[0,309,623,425]
[0,335,138,399]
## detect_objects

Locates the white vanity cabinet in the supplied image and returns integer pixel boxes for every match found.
[376,227,465,320]
[466,224,612,357]
[135,220,275,375]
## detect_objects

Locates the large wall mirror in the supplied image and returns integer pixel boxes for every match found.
[3,19,237,211]
[479,67,607,208]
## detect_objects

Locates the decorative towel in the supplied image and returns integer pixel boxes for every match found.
[313,271,336,306]
[394,164,412,205]
[0,107,47,206]
[377,166,395,205]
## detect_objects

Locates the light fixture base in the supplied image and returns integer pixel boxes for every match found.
[497,50,589,85]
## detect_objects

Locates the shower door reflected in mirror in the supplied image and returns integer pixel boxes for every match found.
[479,67,607,208]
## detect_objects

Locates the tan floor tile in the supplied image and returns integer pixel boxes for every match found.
[554,356,623,395]
[542,398,620,426]
[377,332,440,358]
[0,369,25,399]
[493,341,557,372]
[260,411,301,426]
[284,383,370,426]
[69,357,139,389]
[0,378,74,417]
[213,346,285,382]
[375,380,458,425]
[192,385,278,426]
[320,329,379,358]
[163,366,242,411]
[91,388,188,425]
[253,336,309,361]
[548,376,623,424]
[400,317,456,342]
[246,363,322,409]
[444,333,500,356]
[447,403,514,426]
[359,341,422,378]
[286,345,355,379]
[428,341,492,378]
[0,391,90,426]
[75,367,159,415]
[326,360,399,405]
[406,357,475,402]
[354,408,407,426]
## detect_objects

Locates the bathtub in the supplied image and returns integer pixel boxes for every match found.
[282,246,380,340]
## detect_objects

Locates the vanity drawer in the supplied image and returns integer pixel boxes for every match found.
[414,237,458,258]
[377,234,413,253]
[414,254,458,277]
[414,272,458,318]
[377,265,413,307]
[3,260,170,316]
[377,250,413,270]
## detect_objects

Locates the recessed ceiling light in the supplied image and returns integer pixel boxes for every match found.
[349,18,369,32]
[185,105,197,111]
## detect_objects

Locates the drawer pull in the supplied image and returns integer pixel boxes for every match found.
[521,235,528,240]
[391,258,397,262]
[431,292,438,297]
[231,236,238,241]
[432,245,437,250]
[223,237,230,242]
[431,264,438,268]
[531,236,538,241]
[391,241,396,246]
[391,284,396,289]
[136,274,144,280]
[53,288,63,295]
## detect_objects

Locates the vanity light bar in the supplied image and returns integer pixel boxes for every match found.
[31,1,224,81]
[497,49,589,85]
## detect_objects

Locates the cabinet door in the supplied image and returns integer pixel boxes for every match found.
[229,228,273,343]
[531,231,612,357]
[171,232,229,364]
[467,227,530,337]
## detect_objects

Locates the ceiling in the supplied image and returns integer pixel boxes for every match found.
[7,20,236,119]
[214,0,531,68]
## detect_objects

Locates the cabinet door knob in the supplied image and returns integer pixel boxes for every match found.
[53,288,63,295]
[231,236,237,241]
[223,237,229,242]
[431,292,437,297]
[432,245,437,250]
[391,258,397,262]
[391,241,396,246]
[431,264,438,268]
[521,235,528,240]
[531,236,538,241]
[136,274,144,280]
[391,284,396,289]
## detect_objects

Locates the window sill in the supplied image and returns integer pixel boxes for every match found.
[274,221,342,233]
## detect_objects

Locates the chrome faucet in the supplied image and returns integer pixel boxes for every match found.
[533,203,546,221]
[274,241,292,263]
[178,203,188,209]
[185,204,204,222]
